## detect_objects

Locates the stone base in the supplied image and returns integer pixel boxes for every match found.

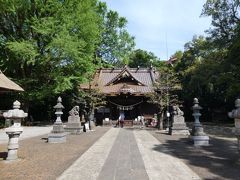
[52,123,65,133]
[48,133,66,143]
[170,124,190,135]
[170,129,190,135]
[6,149,18,161]
[193,135,209,146]
[64,126,82,135]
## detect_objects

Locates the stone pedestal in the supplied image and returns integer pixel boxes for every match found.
[6,128,23,160]
[48,123,66,143]
[228,99,240,161]
[64,106,82,134]
[192,125,209,146]
[3,101,27,161]
[192,98,209,146]
[169,106,190,135]
[48,97,66,143]
[65,123,82,134]
[192,136,209,146]
[234,120,240,152]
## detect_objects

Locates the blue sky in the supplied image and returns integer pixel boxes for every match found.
[103,0,212,60]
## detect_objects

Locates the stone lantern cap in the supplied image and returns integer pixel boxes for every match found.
[3,100,28,119]
[192,98,202,111]
[54,97,64,109]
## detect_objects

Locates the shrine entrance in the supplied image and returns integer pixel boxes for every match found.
[108,95,143,120]
[95,95,158,125]
[83,66,159,125]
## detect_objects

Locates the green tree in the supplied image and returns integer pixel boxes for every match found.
[96,4,135,66]
[201,0,240,47]
[148,66,181,129]
[0,0,102,118]
[221,25,240,101]
[73,73,106,127]
[128,49,160,68]
[73,89,105,124]
[165,0,240,122]
[171,51,183,61]
[175,36,210,72]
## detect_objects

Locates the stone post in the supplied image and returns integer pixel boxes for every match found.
[48,97,66,143]
[228,98,240,153]
[3,101,28,160]
[192,98,209,146]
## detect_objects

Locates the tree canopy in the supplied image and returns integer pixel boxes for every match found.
[0,0,102,103]
[1,0,239,124]
[170,0,240,121]
[0,0,135,121]
[201,0,240,47]
[96,4,135,66]
[128,49,161,68]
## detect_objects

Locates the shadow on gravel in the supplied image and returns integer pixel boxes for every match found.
[0,152,7,160]
[152,134,240,179]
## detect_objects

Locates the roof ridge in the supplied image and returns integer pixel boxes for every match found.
[97,67,152,70]
[105,66,146,86]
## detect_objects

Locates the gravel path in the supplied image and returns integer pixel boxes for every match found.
[135,129,200,180]
[0,127,110,180]
[149,130,240,180]
[58,128,120,180]
[59,128,199,180]
[1,126,240,180]
[0,126,52,144]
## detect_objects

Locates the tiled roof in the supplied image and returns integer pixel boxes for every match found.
[81,66,158,95]
[105,66,146,86]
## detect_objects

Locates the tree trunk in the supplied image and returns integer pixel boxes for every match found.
[159,112,164,130]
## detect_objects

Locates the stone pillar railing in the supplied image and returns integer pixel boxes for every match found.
[228,98,240,152]
[3,101,28,160]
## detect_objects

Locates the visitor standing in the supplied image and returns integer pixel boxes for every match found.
[140,115,145,128]
[119,111,125,128]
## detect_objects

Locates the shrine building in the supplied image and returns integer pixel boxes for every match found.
[81,65,158,125]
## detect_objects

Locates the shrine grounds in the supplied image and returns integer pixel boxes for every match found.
[0,125,240,180]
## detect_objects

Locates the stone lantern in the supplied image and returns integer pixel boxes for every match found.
[228,98,240,153]
[3,100,28,160]
[48,97,66,143]
[192,98,209,146]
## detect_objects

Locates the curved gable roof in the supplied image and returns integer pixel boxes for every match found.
[80,66,158,95]
[105,66,145,86]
